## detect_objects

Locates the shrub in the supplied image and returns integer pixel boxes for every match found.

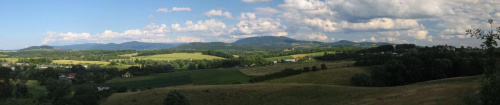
[302,67,311,72]
[311,66,319,71]
[131,88,138,92]
[350,73,371,87]
[163,90,190,105]
[321,64,327,70]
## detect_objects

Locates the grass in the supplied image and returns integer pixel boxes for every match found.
[102,75,481,105]
[263,66,374,86]
[0,54,8,57]
[78,68,251,89]
[26,80,46,97]
[119,53,138,57]
[265,56,293,61]
[239,61,355,76]
[52,60,110,65]
[0,58,18,63]
[131,53,224,61]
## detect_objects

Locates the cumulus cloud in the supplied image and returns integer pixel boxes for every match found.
[156,7,191,13]
[242,0,271,3]
[291,33,331,42]
[204,10,232,18]
[233,15,287,36]
[370,37,376,42]
[42,23,170,44]
[170,19,228,36]
[255,7,280,15]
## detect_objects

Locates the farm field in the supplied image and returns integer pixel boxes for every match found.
[102,75,481,105]
[263,66,374,86]
[131,53,224,61]
[239,61,355,76]
[0,58,18,63]
[52,60,110,65]
[265,51,336,61]
[79,68,251,89]
[0,54,8,57]
[119,53,138,57]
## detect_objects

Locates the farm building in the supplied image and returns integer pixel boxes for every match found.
[284,59,296,62]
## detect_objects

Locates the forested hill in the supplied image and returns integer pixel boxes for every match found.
[19,45,60,51]
[52,41,180,50]
[174,36,392,50]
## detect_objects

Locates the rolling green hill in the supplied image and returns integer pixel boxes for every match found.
[102,76,481,105]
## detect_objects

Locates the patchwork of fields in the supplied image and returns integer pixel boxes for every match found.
[125,53,224,61]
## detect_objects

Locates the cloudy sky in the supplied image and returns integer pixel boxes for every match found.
[1,0,499,50]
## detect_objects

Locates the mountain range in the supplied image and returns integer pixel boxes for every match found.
[20,36,391,51]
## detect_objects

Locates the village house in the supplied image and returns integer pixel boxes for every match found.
[122,71,133,78]
[97,87,110,91]
[1,63,9,67]
[284,59,296,63]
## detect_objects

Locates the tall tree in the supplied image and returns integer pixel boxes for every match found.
[467,19,500,105]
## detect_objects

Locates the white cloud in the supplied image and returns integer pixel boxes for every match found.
[340,18,420,31]
[240,12,256,20]
[42,23,170,44]
[370,37,376,42]
[204,10,232,18]
[242,0,271,3]
[291,33,330,42]
[303,18,338,32]
[171,7,191,12]
[255,7,280,15]
[234,17,286,36]
[156,8,168,13]
[170,19,228,36]
[156,7,191,13]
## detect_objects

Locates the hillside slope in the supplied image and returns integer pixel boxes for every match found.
[102,76,481,105]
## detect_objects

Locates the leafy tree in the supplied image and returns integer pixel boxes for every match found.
[350,73,370,86]
[0,67,12,100]
[13,83,31,98]
[45,78,72,105]
[163,90,190,105]
[70,87,100,105]
[188,63,197,70]
[467,19,500,105]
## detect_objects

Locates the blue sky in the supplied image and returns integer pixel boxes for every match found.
[1,0,499,50]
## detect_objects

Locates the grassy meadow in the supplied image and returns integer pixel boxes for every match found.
[263,66,374,86]
[239,61,355,76]
[0,58,18,63]
[102,75,481,105]
[52,60,110,65]
[78,68,251,89]
[130,53,224,61]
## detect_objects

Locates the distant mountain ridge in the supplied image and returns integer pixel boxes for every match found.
[52,41,180,50]
[175,36,392,50]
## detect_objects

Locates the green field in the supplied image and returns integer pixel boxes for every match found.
[102,75,481,105]
[0,54,8,57]
[0,58,18,62]
[265,51,336,61]
[52,60,110,65]
[119,53,138,57]
[80,68,251,89]
[239,61,355,76]
[263,66,373,86]
[131,53,224,61]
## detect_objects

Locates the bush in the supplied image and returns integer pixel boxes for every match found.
[114,87,128,93]
[350,73,371,87]
[321,64,327,70]
[164,90,190,105]
[131,88,138,92]
[311,66,319,71]
[302,67,311,72]
[480,77,500,105]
